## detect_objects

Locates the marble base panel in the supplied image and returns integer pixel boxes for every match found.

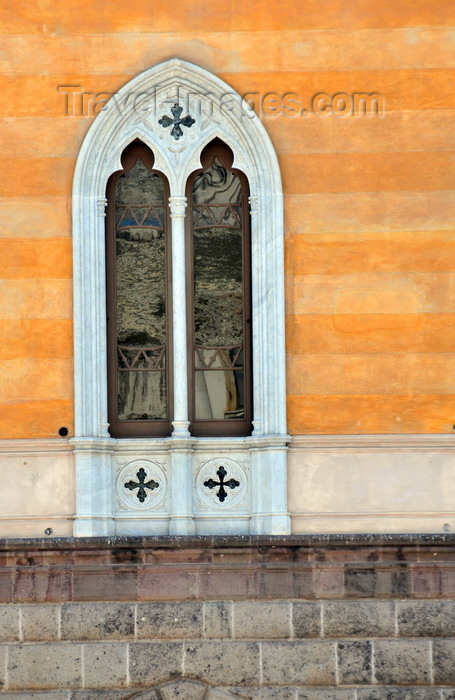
[2,435,455,538]
[72,436,290,537]
[289,434,455,535]
[0,439,74,538]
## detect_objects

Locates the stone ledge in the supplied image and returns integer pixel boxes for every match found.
[1,533,455,551]
[0,535,453,603]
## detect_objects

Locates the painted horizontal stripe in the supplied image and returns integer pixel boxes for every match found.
[0,198,71,239]
[0,158,74,197]
[0,279,72,319]
[286,313,455,355]
[0,399,73,439]
[287,352,455,395]
[281,151,455,194]
[267,109,455,155]
[286,272,455,314]
[221,69,455,112]
[0,359,73,401]
[2,29,455,75]
[1,69,455,116]
[285,231,455,274]
[2,149,453,199]
[284,191,455,234]
[3,110,455,158]
[280,151,455,194]
[2,0,454,34]
[287,394,455,434]
[0,320,72,359]
[0,238,72,278]
[0,117,90,158]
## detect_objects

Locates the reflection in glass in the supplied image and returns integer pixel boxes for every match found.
[115,158,167,420]
[192,158,245,420]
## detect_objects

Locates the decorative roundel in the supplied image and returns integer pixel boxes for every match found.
[197,457,247,509]
[116,459,167,510]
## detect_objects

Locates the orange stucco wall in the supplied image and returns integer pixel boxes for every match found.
[1,0,454,438]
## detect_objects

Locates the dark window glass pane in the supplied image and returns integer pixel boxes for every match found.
[114,158,167,420]
[192,158,245,420]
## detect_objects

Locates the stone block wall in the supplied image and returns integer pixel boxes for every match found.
[0,536,454,697]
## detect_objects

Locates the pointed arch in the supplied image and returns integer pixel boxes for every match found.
[71,59,290,536]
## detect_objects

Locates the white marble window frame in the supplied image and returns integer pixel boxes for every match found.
[71,59,290,536]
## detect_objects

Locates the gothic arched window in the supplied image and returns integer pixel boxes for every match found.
[106,141,172,437]
[105,139,252,438]
[72,59,289,537]
[187,139,252,437]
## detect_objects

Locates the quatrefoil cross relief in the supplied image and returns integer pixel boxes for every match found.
[158,103,195,140]
[124,467,159,502]
[204,466,240,503]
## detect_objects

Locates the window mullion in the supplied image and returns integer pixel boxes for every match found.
[168,195,190,436]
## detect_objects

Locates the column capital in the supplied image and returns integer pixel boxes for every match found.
[169,195,187,218]
[97,197,107,217]
[248,195,258,215]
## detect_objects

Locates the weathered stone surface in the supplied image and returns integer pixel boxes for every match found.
[129,641,183,686]
[198,570,257,600]
[204,601,232,639]
[136,602,203,639]
[184,641,260,685]
[0,535,455,603]
[337,641,372,684]
[313,565,345,599]
[21,603,59,641]
[390,566,411,597]
[0,604,19,641]
[13,567,72,603]
[398,601,455,636]
[205,689,243,699]
[157,678,207,699]
[299,691,355,700]
[373,640,431,685]
[324,601,394,637]
[83,642,128,688]
[357,689,441,700]
[233,601,290,639]
[1,694,69,699]
[230,688,297,699]
[0,572,12,604]
[433,640,455,684]
[262,641,336,685]
[8,642,82,689]
[344,567,377,597]
[61,602,135,640]
[0,644,6,689]
[71,692,137,699]
[72,567,138,602]
[411,566,442,597]
[0,538,454,697]
[292,601,320,638]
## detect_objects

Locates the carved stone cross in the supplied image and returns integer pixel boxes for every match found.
[158,103,195,140]
[204,466,240,503]
[124,467,159,502]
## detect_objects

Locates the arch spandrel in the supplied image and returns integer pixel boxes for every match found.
[74,58,280,198]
